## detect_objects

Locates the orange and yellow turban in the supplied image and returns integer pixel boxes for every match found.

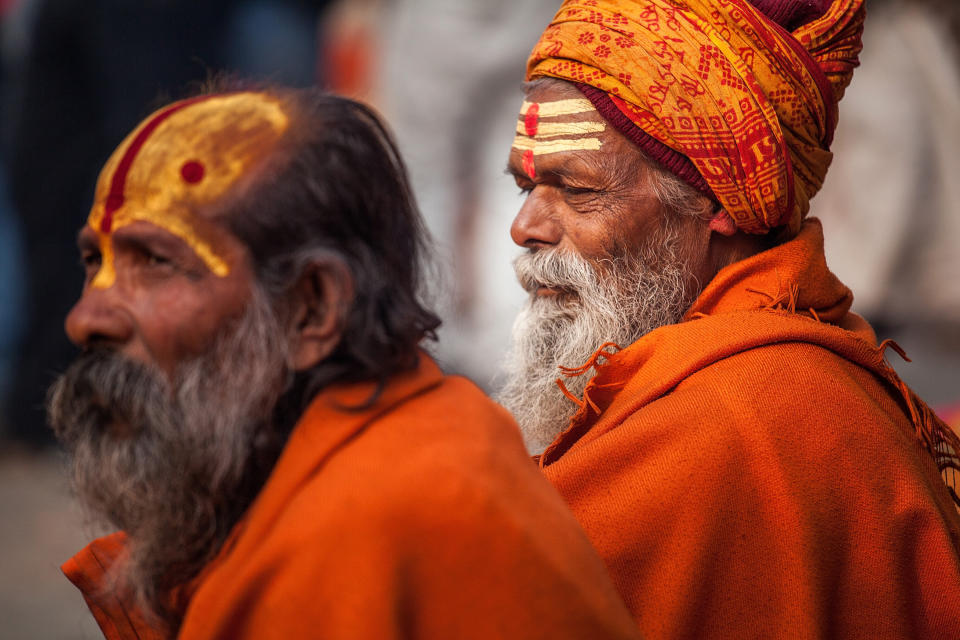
[527,0,864,234]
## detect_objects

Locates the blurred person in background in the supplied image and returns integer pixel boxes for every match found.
[0,165,24,417]
[817,0,960,426]
[0,0,29,429]
[48,86,639,640]
[497,0,960,637]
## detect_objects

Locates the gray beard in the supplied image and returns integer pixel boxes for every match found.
[47,287,290,629]
[496,222,695,454]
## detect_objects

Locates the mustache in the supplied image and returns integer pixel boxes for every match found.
[513,249,602,294]
[47,349,176,445]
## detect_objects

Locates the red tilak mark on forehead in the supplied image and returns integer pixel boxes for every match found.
[180,160,205,184]
[100,95,214,233]
[522,149,536,180]
[524,103,539,137]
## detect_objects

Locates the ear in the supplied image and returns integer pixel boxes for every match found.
[708,208,738,236]
[286,258,354,372]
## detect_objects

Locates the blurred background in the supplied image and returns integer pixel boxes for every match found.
[0,0,957,636]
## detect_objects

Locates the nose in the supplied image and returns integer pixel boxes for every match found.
[65,286,134,349]
[510,190,562,249]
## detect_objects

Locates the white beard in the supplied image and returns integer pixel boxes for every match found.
[496,222,694,453]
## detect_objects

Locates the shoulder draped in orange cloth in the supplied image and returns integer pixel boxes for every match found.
[63,354,641,640]
[538,220,960,638]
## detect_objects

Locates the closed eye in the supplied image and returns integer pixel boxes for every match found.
[506,166,535,197]
[121,237,176,271]
[81,250,101,268]
[563,185,599,196]
[144,251,172,267]
[80,249,102,280]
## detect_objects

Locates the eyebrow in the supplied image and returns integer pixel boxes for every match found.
[104,226,208,271]
[77,228,99,252]
[504,161,586,183]
[111,225,193,253]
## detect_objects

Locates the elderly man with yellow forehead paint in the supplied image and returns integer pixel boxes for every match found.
[498,0,960,637]
[47,88,642,640]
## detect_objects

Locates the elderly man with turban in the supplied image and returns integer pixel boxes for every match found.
[499,0,960,637]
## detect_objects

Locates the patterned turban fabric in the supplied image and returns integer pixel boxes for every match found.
[526,0,865,234]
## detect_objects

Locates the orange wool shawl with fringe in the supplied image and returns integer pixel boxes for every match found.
[527,0,865,235]
[540,219,960,639]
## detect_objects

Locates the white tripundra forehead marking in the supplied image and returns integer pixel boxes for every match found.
[512,99,606,159]
[520,98,596,117]
[513,98,605,175]
[515,121,606,137]
[512,137,603,154]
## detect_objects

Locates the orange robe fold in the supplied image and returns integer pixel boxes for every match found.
[64,354,640,640]
[541,219,960,639]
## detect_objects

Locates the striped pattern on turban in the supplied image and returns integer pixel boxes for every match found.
[526,0,865,234]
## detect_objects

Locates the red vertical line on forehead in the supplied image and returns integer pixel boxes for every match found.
[523,149,536,180]
[100,94,216,233]
[524,102,539,137]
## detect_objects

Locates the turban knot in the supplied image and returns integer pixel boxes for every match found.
[526,0,864,234]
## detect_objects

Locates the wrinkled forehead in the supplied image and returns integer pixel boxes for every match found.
[89,92,290,235]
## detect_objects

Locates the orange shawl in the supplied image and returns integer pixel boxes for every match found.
[541,220,960,638]
[527,0,864,234]
[63,354,640,640]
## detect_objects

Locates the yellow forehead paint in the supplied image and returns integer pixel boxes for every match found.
[87,92,290,289]
[515,121,606,138]
[512,99,605,179]
[519,99,595,117]
[512,138,603,153]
